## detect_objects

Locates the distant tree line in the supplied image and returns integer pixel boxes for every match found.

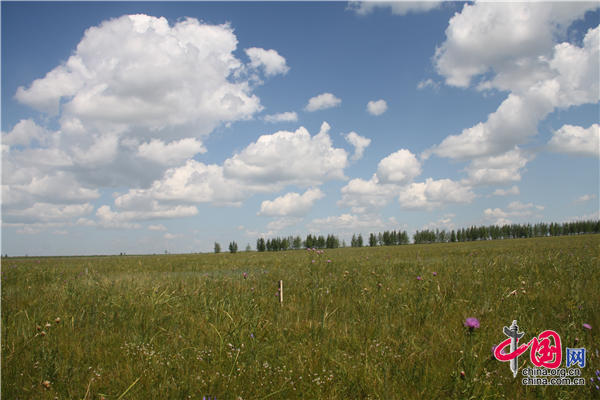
[413,220,600,244]
[255,234,341,252]
[214,220,599,253]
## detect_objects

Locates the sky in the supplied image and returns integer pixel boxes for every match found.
[1,1,599,256]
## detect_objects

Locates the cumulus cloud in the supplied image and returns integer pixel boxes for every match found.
[337,174,398,213]
[2,119,50,147]
[491,185,520,197]
[258,188,324,217]
[137,138,206,165]
[344,131,371,161]
[427,3,599,168]
[4,14,293,229]
[548,124,599,157]
[96,203,197,228]
[245,47,289,77]
[15,15,263,130]
[305,93,341,112]
[148,224,167,231]
[109,122,349,219]
[309,213,398,233]
[3,202,94,224]
[223,122,348,186]
[266,217,302,231]
[417,78,440,91]
[434,2,594,89]
[366,99,388,116]
[398,178,475,210]
[349,1,442,16]
[376,149,422,184]
[264,111,298,123]
[422,214,456,231]
[483,201,545,225]
[574,194,597,203]
[464,148,531,186]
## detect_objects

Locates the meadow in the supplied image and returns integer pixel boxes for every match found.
[2,235,599,399]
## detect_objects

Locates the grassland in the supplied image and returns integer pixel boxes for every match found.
[2,235,599,399]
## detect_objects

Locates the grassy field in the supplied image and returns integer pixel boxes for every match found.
[2,235,599,399]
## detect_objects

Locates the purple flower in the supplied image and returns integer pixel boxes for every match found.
[250,333,254,339]
[464,317,480,330]
[432,272,437,276]
[583,323,592,330]
[243,272,247,279]
[491,345,497,359]
[311,260,315,263]
[327,260,331,263]
[416,276,422,281]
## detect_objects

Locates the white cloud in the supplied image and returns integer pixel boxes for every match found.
[483,201,545,225]
[422,214,456,231]
[507,201,544,212]
[264,111,298,123]
[349,1,442,16]
[434,2,594,89]
[137,138,207,165]
[16,15,262,131]
[223,122,348,187]
[417,78,440,91]
[4,14,300,230]
[305,93,341,112]
[309,213,400,235]
[9,171,99,205]
[376,149,422,184]
[491,185,520,197]
[398,178,475,210]
[113,161,247,207]
[245,47,289,77]
[4,202,94,224]
[96,204,197,228]
[337,174,397,213]
[148,224,167,231]
[548,124,600,157]
[2,119,50,147]
[428,4,599,164]
[164,232,181,240]
[464,148,531,185]
[574,194,597,203]
[344,131,371,161]
[266,217,302,231]
[109,122,349,218]
[258,188,324,217]
[366,99,388,116]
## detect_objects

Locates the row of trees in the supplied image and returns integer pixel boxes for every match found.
[214,220,599,253]
[413,220,600,244]
[255,234,342,252]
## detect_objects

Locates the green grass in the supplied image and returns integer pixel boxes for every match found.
[2,235,599,399]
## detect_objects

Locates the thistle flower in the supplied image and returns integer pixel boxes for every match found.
[583,323,592,330]
[55,317,61,324]
[432,272,437,276]
[416,276,422,281]
[41,380,51,389]
[464,317,480,330]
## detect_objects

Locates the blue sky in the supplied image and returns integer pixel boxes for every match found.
[2,1,599,256]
